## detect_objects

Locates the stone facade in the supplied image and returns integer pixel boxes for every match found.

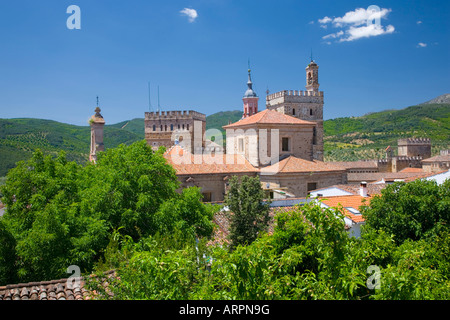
[422,154,450,173]
[398,138,431,158]
[260,171,347,198]
[224,109,316,167]
[144,110,206,153]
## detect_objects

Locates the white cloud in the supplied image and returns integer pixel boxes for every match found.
[339,24,395,42]
[317,6,394,43]
[332,7,391,27]
[417,42,427,47]
[322,30,344,40]
[417,20,423,24]
[180,8,198,23]
[318,16,332,24]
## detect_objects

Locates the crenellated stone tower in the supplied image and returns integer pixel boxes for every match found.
[89,105,105,163]
[266,59,324,160]
[144,110,206,154]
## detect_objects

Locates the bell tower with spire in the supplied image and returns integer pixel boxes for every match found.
[305,58,319,92]
[242,62,259,118]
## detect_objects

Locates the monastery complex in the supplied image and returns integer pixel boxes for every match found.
[89,59,450,203]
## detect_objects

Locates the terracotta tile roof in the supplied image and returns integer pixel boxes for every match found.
[422,154,450,163]
[402,169,448,182]
[164,145,258,175]
[347,171,425,182]
[0,271,114,300]
[223,109,315,129]
[261,156,346,174]
[399,167,424,173]
[320,195,371,223]
[328,160,378,170]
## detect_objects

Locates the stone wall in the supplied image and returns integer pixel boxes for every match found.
[226,124,314,167]
[260,170,347,198]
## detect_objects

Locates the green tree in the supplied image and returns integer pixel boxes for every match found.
[362,179,450,244]
[0,219,16,285]
[225,175,270,250]
[0,141,215,284]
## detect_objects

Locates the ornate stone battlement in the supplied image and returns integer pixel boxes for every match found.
[266,90,324,101]
[398,138,431,145]
[145,110,206,121]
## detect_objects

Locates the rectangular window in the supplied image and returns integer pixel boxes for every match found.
[282,137,290,152]
[307,182,317,192]
[238,138,244,152]
[313,127,317,145]
[202,192,212,202]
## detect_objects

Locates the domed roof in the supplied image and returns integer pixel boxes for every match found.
[244,88,257,98]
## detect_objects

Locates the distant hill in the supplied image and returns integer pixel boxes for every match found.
[0,118,143,176]
[109,118,145,138]
[323,103,450,161]
[205,110,243,132]
[420,93,450,105]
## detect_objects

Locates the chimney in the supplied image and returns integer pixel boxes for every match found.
[360,181,368,197]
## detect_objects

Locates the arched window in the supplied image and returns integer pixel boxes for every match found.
[310,108,313,116]
[292,108,296,115]
[170,124,173,131]
[187,124,190,130]
[153,125,156,131]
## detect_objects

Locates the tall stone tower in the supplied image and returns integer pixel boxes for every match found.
[242,68,259,118]
[305,60,319,92]
[265,59,324,160]
[89,104,105,163]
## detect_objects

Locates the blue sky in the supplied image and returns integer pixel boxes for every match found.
[0,0,448,126]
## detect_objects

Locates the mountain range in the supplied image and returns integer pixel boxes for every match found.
[0,94,449,176]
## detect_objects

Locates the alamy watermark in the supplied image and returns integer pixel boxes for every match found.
[66,5,81,30]
[66,264,81,289]
[366,265,381,290]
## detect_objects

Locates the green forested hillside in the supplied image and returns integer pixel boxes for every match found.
[205,110,243,132]
[0,118,143,176]
[324,103,450,161]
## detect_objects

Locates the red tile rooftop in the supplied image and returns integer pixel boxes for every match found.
[223,109,315,128]
[262,156,345,174]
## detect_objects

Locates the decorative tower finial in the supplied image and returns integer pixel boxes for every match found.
[242,61,259,118]
[310,48,313,62]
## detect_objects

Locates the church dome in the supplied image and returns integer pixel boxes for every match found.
[244,87,257,98]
